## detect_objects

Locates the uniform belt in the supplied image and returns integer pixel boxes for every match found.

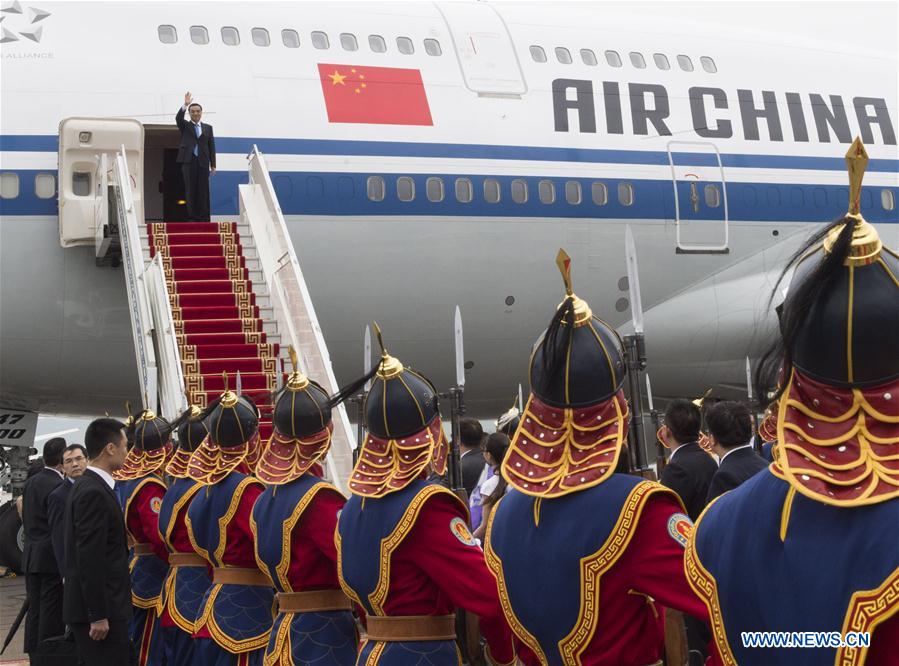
[132,543,154,556]
[276,590,351,613]
[212,567,271,587]
[365,615,456,642]
[168,552,206,567]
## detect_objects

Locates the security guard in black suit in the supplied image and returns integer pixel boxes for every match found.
[175,91,216,222]
[21,437,66,660]
[705,400,769,503]
[63,419,133,666]
[659,399,718,521]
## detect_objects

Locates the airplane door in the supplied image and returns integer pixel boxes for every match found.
[436,2,527,97]
[667,141,729,254]
[58,118,143,247]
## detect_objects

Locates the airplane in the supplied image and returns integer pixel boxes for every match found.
[1,0,897,431]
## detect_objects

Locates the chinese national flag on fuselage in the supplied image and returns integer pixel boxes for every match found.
[318,63,433,126]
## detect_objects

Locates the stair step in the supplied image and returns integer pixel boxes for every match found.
[186,371,285,392]
[179,318,263,335]
[176,304,260,320]
[171,267,250,282]
[166,255,247,270]
[181,342,280,359]
[172,292,256,309]
[172,280,253,295]
[152,245,237,258]
[184,357,281,375]
[150,232,240,246]
[150,222,237,234]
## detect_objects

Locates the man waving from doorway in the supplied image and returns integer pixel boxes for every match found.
[175,91,216,222]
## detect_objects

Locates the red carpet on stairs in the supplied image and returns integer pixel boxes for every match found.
[148,222,284,437]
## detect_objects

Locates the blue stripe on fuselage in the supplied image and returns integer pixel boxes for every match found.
[3,168,896,223]
[2,134,898,172]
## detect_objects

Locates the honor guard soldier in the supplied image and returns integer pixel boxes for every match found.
[251,349,358,665]
[114,409,174,666]
[334,326,516,665]
[186,382,274,666]
[686,139,899,665]
[158,405,212,665]
[485,251,717,666]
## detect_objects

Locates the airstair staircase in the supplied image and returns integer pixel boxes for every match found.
[101,146,354,491]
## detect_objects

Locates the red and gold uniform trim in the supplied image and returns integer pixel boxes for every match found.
[250,481,333,590]
[684,496,737,666]
[837,567,899,666]
[186,431,261,486]
[502,391,628,498]
[158,482,205,628]
[772,368,899,507]
[369,485,465,614]
[124,476,169,608]
[255,425,333,485]
[347,417,448,498]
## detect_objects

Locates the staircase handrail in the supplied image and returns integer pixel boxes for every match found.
[245,145,356,491]
[112,147,157,411]
[143,254,189,419]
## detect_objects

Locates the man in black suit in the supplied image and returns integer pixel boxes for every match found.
[175,91,216,221]
[659,399,718,521]
[47,444,87,576]
[21,436,67,659]
[705,401,769,503]
[459,417,486,498]
[63,418,132,666]
[658,399,719,666]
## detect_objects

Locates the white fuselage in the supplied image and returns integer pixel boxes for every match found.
[1,2,897,417]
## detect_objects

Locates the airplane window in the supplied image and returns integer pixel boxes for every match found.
[340,33,358,51]
[677,55,694,72]
[157,25,177,44]
[311,31,330,49]
[704,184,720,208]
[189,26,209,45]
[700,56,717,73]
[282,29,300,48]
[72,172,90,197]
[455,178,473,203]
[605,50,622,67]
[337,176,355,200]
[0,173,19,199]
[252,28,270,47]
[538,180,555,204]
[426,177,444,202]
[653,53,670,70]
[882,189,895,211]
[565,181,582,205]
[618,182,634,206]
[591,182,608,205]
[397,176,415,202]
[555,47,572,65]
[813,187,827,208]
[369,35,387,53]
[35,173,56,199]
[424,38,442,56]
[221,27,240,46]
[306,176,324,199]
[366,176,385,202]
[629,52,646,69]
[397,36,414,55]
[580,49,597,66]
[529,45,547,63]
[511,179,528,203]
[484,179,501,204]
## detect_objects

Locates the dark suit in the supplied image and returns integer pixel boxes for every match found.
[22,467,65,654]
[659,442,718,521]
[706,446,769,504]
[660,442,719,665]
[63,469,132,665]
[460,448,486,498]
[175,106,216,222]
[47,479,73,576]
